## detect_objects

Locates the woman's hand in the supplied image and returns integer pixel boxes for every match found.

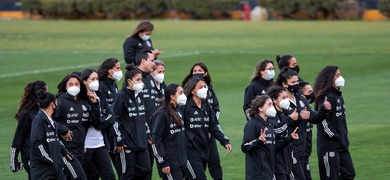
[289,108,298,120]
[259,129,267,142]
[300,107,310,120]
[87,91,97,103]
[115,145,126,152]
[162,166,170,175]
[61,130,73,141]
[225,144,232,154]
[291,127,299,140]
[323,96,331,110]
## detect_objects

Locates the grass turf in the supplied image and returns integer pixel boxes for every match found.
[0,20,389,180]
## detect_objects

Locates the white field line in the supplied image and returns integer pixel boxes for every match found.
[0,51,201,78]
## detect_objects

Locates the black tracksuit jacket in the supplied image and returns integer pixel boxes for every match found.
[181,98,230,161]
[30,109,70,180]
[139,70,157,136]
[152,81,166,108]
[53,93,100,157]
[10,106,39,170]
[284,94,329,157]
[123,36,154,64]
[243,77,273,119]
[99,77,118,107]
[316,88,350,156]
[241,114,276,180]
[151,106,187,177]
[111,87,148,151]
[268,110,296,176]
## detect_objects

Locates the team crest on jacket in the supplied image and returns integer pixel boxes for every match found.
[150,80,155,88]
[329,152,335,157]
[108,91,111,95]
[137,97,141,103]
[293,157,297,164]
[129,99,132,104]
[82,105,87,111]
[299,101,305,108]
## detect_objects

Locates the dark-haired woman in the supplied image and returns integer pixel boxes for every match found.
[97,57,123,176]
[181,62,224,180]
[112,64,151,180]
[30,91,73,180]
[313,66,355,180]
[80,69,117,180]
[151,84,187,180]
[182,78,232,180]
[243,59,275,120]
[10,80,47,179]
[123,20,162,64]
[275,67,331,180]
[54,74,100,180]
[242,95,298,180]
[275,55,302,81]
[267,86,299,180]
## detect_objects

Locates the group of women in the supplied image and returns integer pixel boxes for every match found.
[10,19,355,180]
[242,55,355,180]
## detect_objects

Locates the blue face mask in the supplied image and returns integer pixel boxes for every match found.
[141,35,150,41]
[265,70,275,80]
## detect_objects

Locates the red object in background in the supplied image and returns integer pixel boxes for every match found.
[242,3,251,21]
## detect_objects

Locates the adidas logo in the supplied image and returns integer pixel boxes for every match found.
[262,90,266,94]
[69,107,74,111]
[194,111,199,115]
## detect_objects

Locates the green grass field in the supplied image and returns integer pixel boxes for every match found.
[1,20,389,180]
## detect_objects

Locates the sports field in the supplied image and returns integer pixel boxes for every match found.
[0,20,389,179]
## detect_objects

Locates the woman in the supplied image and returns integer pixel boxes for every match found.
[80,69,117,180]
[151,59,166,108]
[242,95,298,180]
[10,80,47,179]
[151,84,187,180]
[181,62,224,180]
[97,58,123,176]
[111,64,151,180]
[182,78,232,180]
[97,57,122,107]
[299,81,315,104]
[266,86,299,180]
[30,91,73,180]
[123,20,162,64]
[275,67,331,180]
[243,59,275,120]
[54,73,100,180]
[313,66,355,180]
[276,55,300,76]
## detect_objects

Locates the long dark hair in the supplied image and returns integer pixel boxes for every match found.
[184,78,204,99]
[275,67,298,86]
[313,65,339,109]
[158,84,183,127]
[56,74,88,100]
[128,20,154,38]
[246,95,270,119]
[250,59,273,82]
[182,62,212,89]
[38,91,56,110]
[97,58,119,79]
[15,80,47,119]
[276,55,293,70]
[80,69,97,82]
[124,64,142,86]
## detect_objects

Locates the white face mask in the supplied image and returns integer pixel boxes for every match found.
[132,82,144,93]
[67,86,80,96]
[176,94,187,106]
[265,107,277,117]
[196,88,208,99]
[279,98,290,110]
[154,73,164,84]
[335,76,345,87]
[88,81,99,92]
[265,70,275,80]
[112,70,123,81]
[141,34,150,41]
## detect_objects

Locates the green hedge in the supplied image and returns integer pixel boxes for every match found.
[21,0,240,19]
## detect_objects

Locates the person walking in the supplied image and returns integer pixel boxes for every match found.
[152,84,188,180]
[243,59,275,120]
[10,80,47,179]
[313,65,355,180]
[123,20,162,64]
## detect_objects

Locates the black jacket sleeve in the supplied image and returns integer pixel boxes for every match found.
[30,119,54,164]
[241,122,263,153]
[208,108,230,147]
[151,112,169,168]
